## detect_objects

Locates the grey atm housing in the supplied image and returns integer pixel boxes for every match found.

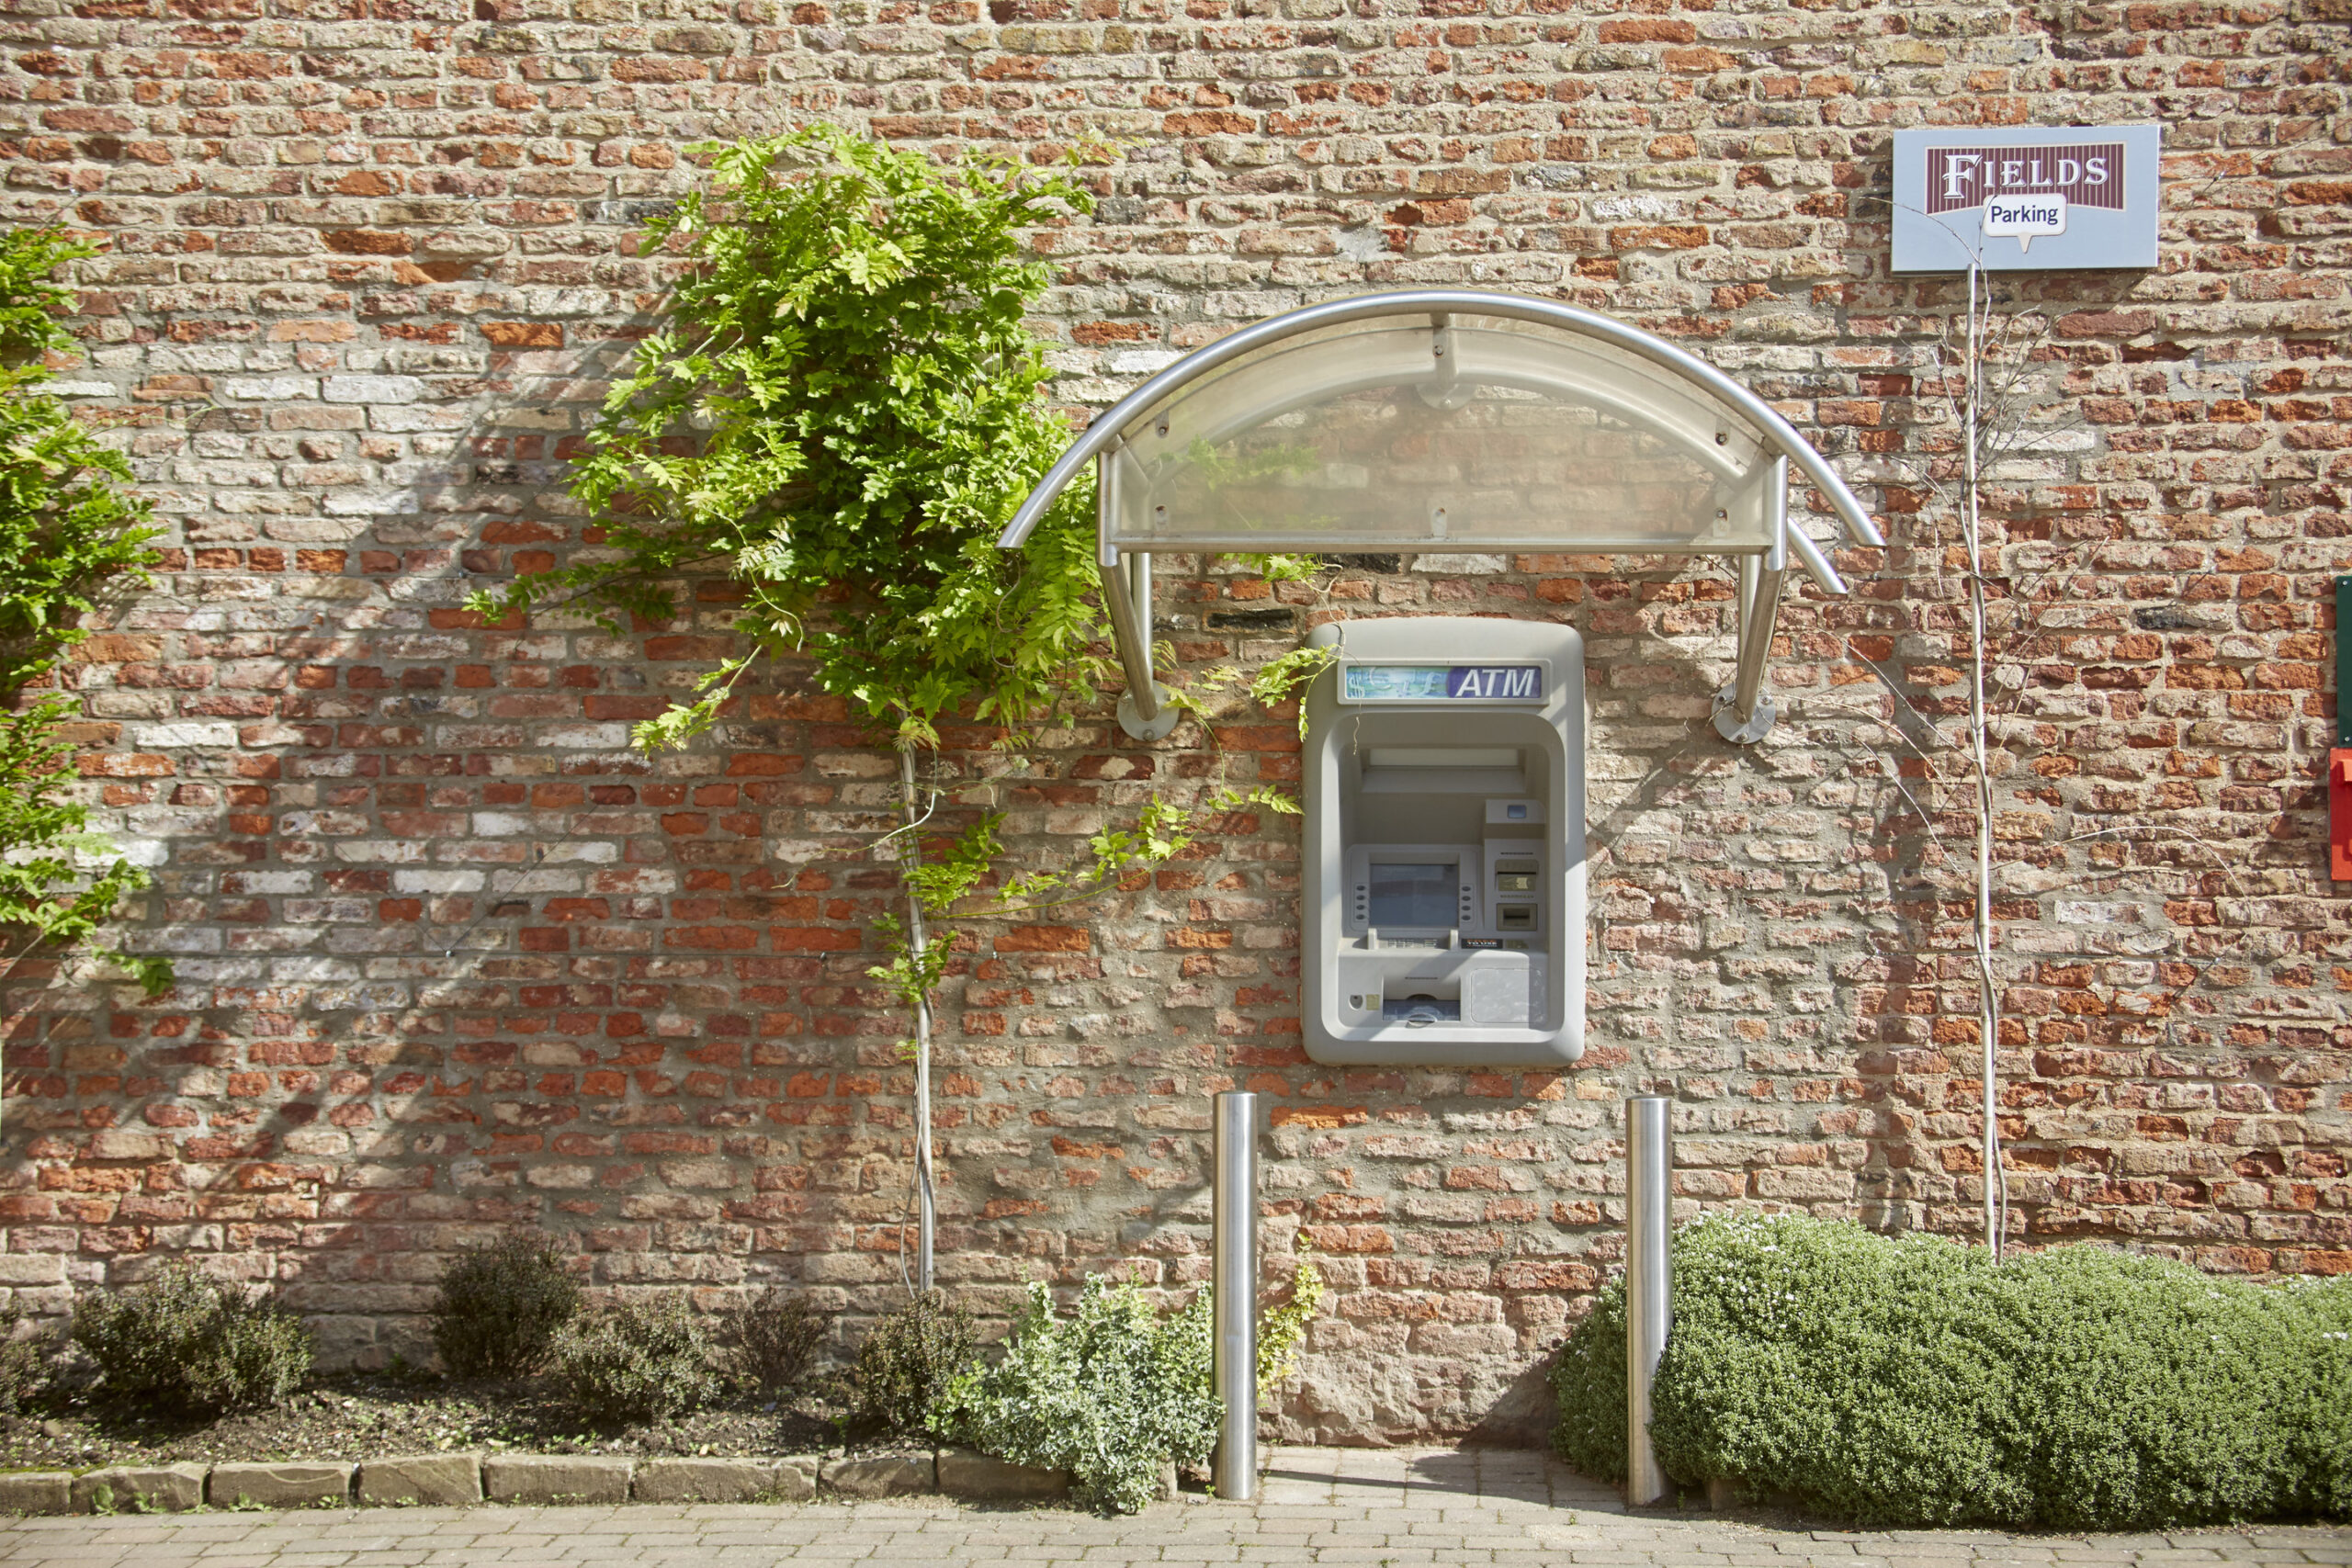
[1302,616,1586,1067]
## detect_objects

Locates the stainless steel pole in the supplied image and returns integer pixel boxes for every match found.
[1212,1090,1259,1502]
[898,748,935,1295]
[1625,1094,1672,1506]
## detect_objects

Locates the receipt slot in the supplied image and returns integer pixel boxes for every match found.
[1301,617,1585,1066]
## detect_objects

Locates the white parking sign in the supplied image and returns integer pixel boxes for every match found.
[1892,124,2162,273]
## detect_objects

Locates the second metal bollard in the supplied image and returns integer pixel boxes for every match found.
[1626,1094,1672,1506]
[1212,1090,1259,1502]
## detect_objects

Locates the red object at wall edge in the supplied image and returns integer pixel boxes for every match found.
[2330,750,2352,882]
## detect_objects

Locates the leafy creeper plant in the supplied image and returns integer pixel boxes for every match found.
[462,124,1111,753]
[458,126,1317,1273]
[1257,1259,1325,1388]
[1171,643,1339,741]
[865,789,1299,1021]
[0,227,170,1001]
[458,128,1348,1273]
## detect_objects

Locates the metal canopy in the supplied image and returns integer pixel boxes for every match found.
[998,289,1884,745]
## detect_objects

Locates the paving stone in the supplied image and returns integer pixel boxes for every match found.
[356,1453,485,1506]
[0,1447,2345,1565]
[70,1462,209,1513]
[207,1461,355,1509]
[0,1470,71,1515]
[482,1453,636,1505]
[632,1458,785,1504]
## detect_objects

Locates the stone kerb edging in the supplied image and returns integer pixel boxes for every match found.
[0,1447,1074,1515]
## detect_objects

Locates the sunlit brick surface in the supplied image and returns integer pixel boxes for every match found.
[0,0,2345,1443]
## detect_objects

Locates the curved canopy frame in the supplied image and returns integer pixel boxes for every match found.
[998,290,1885,744]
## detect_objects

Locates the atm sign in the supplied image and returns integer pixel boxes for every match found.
[1342,662,1545,703]
[1449,665,1541,699]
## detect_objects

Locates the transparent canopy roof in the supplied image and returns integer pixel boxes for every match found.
[1104,313,1775,554]
[1000,290,1882,570]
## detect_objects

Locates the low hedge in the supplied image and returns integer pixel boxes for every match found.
[1550,1214,2352,1529]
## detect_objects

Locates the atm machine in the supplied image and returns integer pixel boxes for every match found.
[1300,615,1585,1067]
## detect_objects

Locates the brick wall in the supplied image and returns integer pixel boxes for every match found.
[0,0,2346,1445]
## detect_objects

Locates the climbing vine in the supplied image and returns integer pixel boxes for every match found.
[469,124,1330,947]
[866,786,1301,1018]
[467,127,1333,1271]
[467,125,1112,751]
[0,227,171,1005]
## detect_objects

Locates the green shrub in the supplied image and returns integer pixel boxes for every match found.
[1997,1246,2299,1529]
[938,1278,1221,1516]
[2285,1275,2352,1517]
[71,1262,311,1415]
[1546,1275,1628,1483]
[0,1306,52,1414]
[851,1290,977,1440]
[1645,1214,2032,1524]
[552,1295,719,1424]
[429,1234,582,1380]
[1548,1214,2352,1529]
[725,1287,825,1396]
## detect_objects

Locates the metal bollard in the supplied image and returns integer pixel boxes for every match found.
[1212,1090,1259,1502]
[1625,1094,1673,1506]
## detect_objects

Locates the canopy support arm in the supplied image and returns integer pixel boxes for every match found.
[1713,457,1789,745]
[1098,452,1179,742]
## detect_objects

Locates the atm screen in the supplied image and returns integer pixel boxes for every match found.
[1369,863,1456,928]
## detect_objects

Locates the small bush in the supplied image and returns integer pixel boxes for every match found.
[725,1288,825,1396]
[551,1295,719,1424]
[2285,1275,2352,1517]
[1546,1274,1628,1483]
[0,1307,52,1414]
[72,1262,311,1415]
[852,1291,977,1440]
[938,1278,1220,1516]
[1547,1214,2352,1529]
[429,1234,582,1380]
